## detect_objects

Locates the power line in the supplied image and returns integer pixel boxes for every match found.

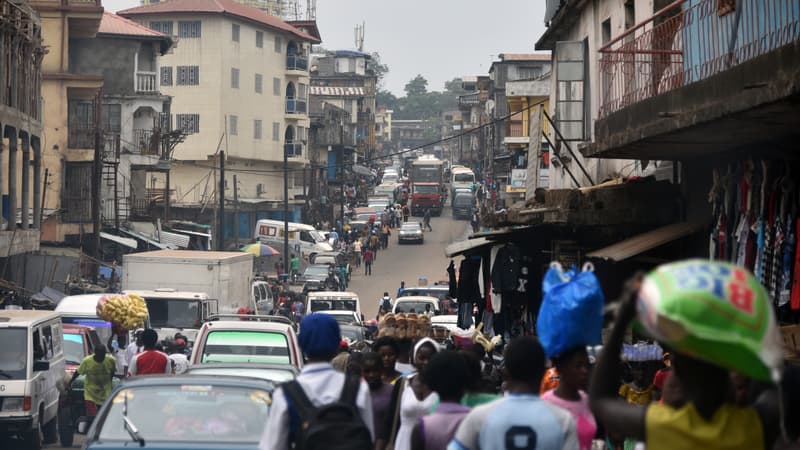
[181,98,548,176]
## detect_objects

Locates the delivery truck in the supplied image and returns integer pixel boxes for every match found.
[122,250,255,342]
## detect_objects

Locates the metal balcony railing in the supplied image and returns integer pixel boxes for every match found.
[598,0,800,117]
[286,98,307,114]
[508,123,525,137]
[136,71,158,93]
[286,55,308,71]
[68,127,95,149]
[133,129,160,155]
[284,142,303,157]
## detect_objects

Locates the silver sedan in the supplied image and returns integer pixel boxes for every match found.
[398,222,424,244]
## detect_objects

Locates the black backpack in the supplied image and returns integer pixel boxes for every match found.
[381,297,392,312]
[283,374,372,450]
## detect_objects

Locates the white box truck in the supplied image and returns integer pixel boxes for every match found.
[122,250,254,342]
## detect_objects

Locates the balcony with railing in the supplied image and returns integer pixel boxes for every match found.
[136,71,158,94]
[286,98,307,115]
[284,142,304,158]
[132,129,160,156]
[585,0,800,160]
[286,55,309,72]
[68,127,96,149]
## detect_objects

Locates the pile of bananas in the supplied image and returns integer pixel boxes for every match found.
[96,294,148,332]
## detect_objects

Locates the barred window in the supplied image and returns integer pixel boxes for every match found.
[149,21,173,35]
[178,21,201,38]
[160,66,173,86]
[255,74,263,93]
[176,114,200,134]
[103,104,121,133]
[176,66,199,85]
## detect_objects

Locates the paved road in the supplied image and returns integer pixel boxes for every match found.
[349,206,470,321]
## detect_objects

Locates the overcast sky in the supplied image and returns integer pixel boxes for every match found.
[104,0,548,96]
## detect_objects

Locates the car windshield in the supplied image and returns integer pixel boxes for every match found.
[187,367,294,384]
[400,224,421,232]
[322,313,357,326]
[341,328,363,342]
[309,230,327,243]
[61,317,113,346]
[454,173,474,182]
[201,331,290,364]
[413,185,439,194]
[395,301,435,313]
[304,266,330,278]
[63,332,87,365]
[97,385,270,443]
[144,299,202,329]
[0,328,27,379]
[310,299,357,312]
[313,256,336,265]
[399,289,448,300]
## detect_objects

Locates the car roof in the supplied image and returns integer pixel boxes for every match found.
[396,296,439,302]
[307,291,359,299]
[62,323,96,332]
[316,310,357,316]
[55,294,107,315]
[402,286,448,291]
[306,264,330,270]
[123,289,210,300]
[185,362,298,375]
[200,320,294,333]
[0,310,61,326]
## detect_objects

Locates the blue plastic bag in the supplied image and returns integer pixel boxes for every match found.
[536,262,605,359]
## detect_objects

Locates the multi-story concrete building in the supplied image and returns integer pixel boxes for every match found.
[120,0,319,244]
[69,12,175,239]
[32,0,104,244]
[310,50,377,160]
[392,119,427,151]
[374,107,393,155]
[0,0,45,258]
[457,76,490,170]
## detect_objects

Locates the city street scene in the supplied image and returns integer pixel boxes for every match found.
[0,0,799,449]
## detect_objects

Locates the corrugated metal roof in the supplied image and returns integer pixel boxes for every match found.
[118,0,319,43]
[445,237,494,257]
[499,53,552,62]
[587,221,707,262]
[309,86,366,97]
[99,12,166,38]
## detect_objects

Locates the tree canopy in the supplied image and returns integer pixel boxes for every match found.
[381,75,467,120]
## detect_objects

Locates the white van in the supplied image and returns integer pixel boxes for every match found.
[0,310,66,449]
[451,168,475,197]
[306,291,362,319]
[254,220,333,261]
[55,294,113,345]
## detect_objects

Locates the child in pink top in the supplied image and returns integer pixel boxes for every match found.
[541,347,597,450]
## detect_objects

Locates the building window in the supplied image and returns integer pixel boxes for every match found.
[272,122,280,141]
[274,36,282,53]
[229,115,238,136]
[149,21,173,35]
[160,66,173,86]
[178,21,201,38]
[232,23,240,42]
[67,99,95,148]
[624,0,635,29]
[298,83,307,99]
[176,66,199,85]
[256,31,264,48]
[176,114,200,134]
[255,74,263,93]
[517,67,542,80]
[297,126,307,142]
[231,68,240,89]
[62,162,92,223]
[103,103,121,133]
[273,77,281,95]
[254,119,262,139]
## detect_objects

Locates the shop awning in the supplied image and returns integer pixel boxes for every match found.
[445,237,494,257]
[119,228,176,250]
[99,232,138,249]
[587,221,707,262]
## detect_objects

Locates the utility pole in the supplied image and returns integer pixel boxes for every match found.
[218,150,225,251]
[233,174,239,248]
[40,168,48,220]
[283,141,289,265]
[91,94,103,283]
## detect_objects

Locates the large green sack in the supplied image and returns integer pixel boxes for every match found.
[637,260,783,382]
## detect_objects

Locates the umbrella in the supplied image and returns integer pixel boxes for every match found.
[240,243,280,257]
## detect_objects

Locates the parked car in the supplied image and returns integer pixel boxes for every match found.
[392,296,440,315]
[252,280,274,314]
[81,375,272,450]
[190,317,303,369]
[398,222,424,244]
[184,363,297,384]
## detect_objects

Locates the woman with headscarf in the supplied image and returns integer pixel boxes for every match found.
[385,338,439,450]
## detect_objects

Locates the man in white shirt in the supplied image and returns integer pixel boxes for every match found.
[259,313,374,450]
[122,329,144,376]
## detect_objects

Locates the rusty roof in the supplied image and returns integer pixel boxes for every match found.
[98,12,173,53]
[118,0,320,43]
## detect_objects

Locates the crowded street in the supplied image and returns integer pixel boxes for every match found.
[2,0,800,449]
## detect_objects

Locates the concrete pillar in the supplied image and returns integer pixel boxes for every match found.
[32,136,41,229]
[6,126,17,229]
[20,132,30,230]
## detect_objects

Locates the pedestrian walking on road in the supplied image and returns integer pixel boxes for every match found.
[71,345,116,419]
[128,329,171,376]
[353,239,362,268]
[423,209,433,232]
[363,352,394,450]
[364,247,374,276]
[402,204,410,222]
[259,313,375,450]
